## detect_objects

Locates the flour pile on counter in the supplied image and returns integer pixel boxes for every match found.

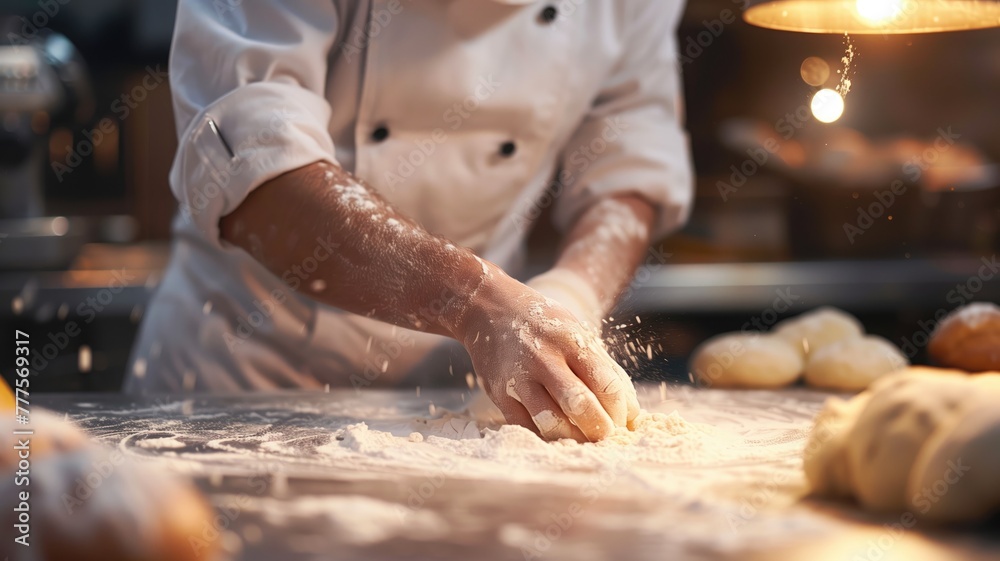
[316,391,791,499]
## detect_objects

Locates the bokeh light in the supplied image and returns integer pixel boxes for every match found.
[811,88,845,123]
[800,56,831,86]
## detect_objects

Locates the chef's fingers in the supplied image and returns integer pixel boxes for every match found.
[488,389,538,435]
[609,356,641,427]
[568,349,632,428]
[513,381,588,442]
[543,369,616,442]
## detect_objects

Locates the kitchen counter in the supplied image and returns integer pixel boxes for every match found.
[36,386,1000,561]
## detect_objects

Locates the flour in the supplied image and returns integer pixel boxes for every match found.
[309,391,775,500]
[243,494,449,546]
[135,436,186,449]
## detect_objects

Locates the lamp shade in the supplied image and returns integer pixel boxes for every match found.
[743,0,1000,34]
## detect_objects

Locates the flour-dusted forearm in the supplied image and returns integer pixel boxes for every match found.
[220,161,487,339]
[220,161,639,441]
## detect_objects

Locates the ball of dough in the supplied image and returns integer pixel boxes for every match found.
[908,393,1000,523]
[845,368,972,512]
[928,302,1000,372]
[803,335,909,391]
[774,307,864,358]
[690,333,803,389]
[803,392,872,497]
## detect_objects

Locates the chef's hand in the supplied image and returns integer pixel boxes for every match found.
[456,264,640,442]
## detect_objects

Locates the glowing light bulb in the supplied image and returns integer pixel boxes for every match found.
[856,0,903,24]
[811,89,845,123]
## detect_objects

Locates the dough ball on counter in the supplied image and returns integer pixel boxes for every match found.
[0,412,218,561]
[774,307,864,358]
[805,368,1000,523]
[928,302,1000,372]
[690,333,803,389]
[803,335,909,391]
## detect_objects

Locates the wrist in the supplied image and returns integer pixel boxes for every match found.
[527,268,604,327]
[439,256,513,342]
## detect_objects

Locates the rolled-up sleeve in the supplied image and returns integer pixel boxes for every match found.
[554,0,693,240]
[169,0,339,243]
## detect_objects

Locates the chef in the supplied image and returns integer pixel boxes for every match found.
[126,0,693,442]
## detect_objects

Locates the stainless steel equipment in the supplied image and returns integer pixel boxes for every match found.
[0,18,93,268]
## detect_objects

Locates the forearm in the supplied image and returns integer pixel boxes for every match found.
[550,194,657,316]
[219,161,492,338]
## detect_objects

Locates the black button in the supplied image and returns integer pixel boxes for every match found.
[500,141,517,157]
[538,5,558,24]
[371,126,390,142]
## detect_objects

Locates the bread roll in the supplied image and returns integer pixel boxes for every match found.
[690,333,803,389]
[928,302,1000,372]
[804,335,908,391]
[774,307,864,358]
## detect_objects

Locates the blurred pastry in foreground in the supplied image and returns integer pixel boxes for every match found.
[0,409,218,561]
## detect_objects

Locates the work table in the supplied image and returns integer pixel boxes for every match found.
[36,386,1000,561]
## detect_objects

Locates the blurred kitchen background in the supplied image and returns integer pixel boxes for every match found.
[2,0,999,391]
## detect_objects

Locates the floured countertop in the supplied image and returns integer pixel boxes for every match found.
[37,385,1000,561]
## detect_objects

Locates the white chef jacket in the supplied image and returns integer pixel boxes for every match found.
[125,0,693,393]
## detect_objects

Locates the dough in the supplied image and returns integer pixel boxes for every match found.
[773,307,864,358]
[928,302,1000,372]
[0,411,217,561]
[803,335,909,391]
[690,333,803,389]
[802,392,871,498]
[908,393,1000,522]
[845,369,972,511]
[805,368,1000,523]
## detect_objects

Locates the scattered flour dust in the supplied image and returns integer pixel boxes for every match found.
[320,391,775,499]
[836,33,855,98]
